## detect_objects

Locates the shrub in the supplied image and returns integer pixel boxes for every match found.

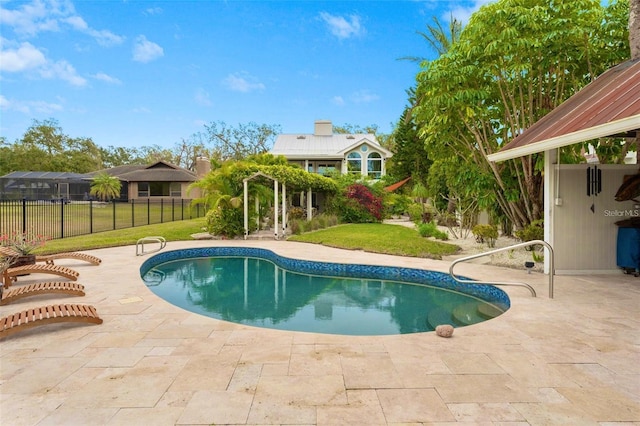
[417,222,449,240]
[515,219,544,243]
[385,193,411,217]
[206,207,245,238]
[288,206,305,220]
[515,219,544,251]
[472,224,498,248]
[407,203,424,224]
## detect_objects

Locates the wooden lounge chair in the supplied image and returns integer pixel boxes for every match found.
[3,264,79,288]
[1,282,85,305]
[0,304,102,339]
[0,246,101,266]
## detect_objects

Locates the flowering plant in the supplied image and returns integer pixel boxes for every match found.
[0,230,48,255]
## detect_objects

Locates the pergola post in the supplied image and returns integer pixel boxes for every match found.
[306,189,312,220]
[274,179,279,240]
[281,183,286,238]
[243,179,248,240]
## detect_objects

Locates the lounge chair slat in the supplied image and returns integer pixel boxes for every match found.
[3,264,79,288]
[0,304,103,339]
[1,282,85,305]
[0,246,101,266]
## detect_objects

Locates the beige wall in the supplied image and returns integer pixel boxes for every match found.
[551,164,638,273]
[128,182,196,200]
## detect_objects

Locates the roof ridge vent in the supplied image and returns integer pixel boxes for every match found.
[347,135,355,139]
[296,135,306,139]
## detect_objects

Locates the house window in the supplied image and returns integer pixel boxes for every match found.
[139,182,182,197]
[138,182,149,197]
[347,152,362,174]
[317,164,336,176]
[367,152,382,179]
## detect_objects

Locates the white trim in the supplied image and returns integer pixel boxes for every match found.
[487,115,640,162]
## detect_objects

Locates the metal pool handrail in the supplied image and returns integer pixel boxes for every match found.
[449,239,555,298]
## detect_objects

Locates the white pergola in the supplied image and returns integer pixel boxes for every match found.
[242,171,314,240]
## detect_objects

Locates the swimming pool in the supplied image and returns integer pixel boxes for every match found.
[140,247,510,335]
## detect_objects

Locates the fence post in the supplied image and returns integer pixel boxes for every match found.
[181,199,184,220]
[131,199,135,227]
[60,198,65,238]
[22,198,27,233]
[161,199,164,223]
[172,198,175,221]
[147,198,150,224]
[90,200,93,234]
[112,200,116,230]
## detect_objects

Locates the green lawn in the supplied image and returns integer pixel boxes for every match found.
[33,220,459,260]
[288,223,460,259]
[35,218,207,254]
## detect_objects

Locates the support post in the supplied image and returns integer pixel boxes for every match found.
[243,179,248,239]
[281,183,286,238]
[274,180,279,240]
[306,189,312,220]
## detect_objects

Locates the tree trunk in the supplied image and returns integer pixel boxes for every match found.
[631,0,640,60]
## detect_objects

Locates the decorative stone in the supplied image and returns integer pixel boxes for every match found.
[435,324,454,338]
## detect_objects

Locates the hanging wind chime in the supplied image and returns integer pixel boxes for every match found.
[586,165,602,213]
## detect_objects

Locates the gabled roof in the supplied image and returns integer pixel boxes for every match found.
[92,161,197,182]
[272,133,392,160]
[488,59,640,162]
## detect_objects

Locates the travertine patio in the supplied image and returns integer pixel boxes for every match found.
[1,240,638,425]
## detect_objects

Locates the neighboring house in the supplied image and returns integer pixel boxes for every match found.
[271,120,392,179]
[0,159,211,202]
[91,159,209,201]
[0,171,92,201]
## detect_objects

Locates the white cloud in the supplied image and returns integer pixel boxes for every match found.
[132,107,151,113]
[194,88,212,106]
[0,40,46,72]
[0,0,124,46]
[222,72,265,93]
[446,0,493,24]
[351,90,379,103]
[0,38,85,86]
[93,72,121,85]
[319,12,364,39]
[0,94,63,114]
[132,35,164,63]
[332,96,345,106]
[145,7,163,16]
[39,59,86,86]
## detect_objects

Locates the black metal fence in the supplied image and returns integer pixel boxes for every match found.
[0,198,206,240]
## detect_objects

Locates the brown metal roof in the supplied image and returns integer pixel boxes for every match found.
[488,59,640,162]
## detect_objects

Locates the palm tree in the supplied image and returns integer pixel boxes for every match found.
[399,14,463,63]
[90,172,122,201]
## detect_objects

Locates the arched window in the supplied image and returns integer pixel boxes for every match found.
[347,152,362,174]
[367,152,382,179]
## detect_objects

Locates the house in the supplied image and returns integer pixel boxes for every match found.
[271,120,392,179]
[91,159,210,201]
[488,58,640,275]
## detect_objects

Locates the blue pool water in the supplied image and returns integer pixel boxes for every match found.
[140,247,510,336]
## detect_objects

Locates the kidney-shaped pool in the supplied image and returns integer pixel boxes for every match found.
[140,247,510,336]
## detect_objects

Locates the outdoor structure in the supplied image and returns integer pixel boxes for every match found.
[272,120,392,178]
[0,171,92,201]
[271,120,392,212]
[488,59,640,274]
[91,159,209,201]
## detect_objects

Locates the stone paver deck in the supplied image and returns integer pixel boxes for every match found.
[1,240,638,425]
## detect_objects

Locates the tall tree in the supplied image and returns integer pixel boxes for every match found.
[413,0,629,229]
[203,121,281,161]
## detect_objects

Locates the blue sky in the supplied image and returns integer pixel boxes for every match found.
[0,0,490,149]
